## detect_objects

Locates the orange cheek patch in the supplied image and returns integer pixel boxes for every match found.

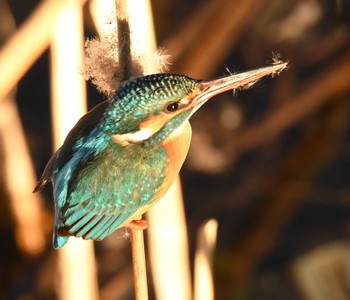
[160,121,192,193]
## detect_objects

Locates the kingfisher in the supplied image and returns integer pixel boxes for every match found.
[34,65,284,249]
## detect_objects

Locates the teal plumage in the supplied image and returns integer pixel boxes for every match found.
[34,74,201,249]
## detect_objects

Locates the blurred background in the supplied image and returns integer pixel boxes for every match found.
[1,0,350,299]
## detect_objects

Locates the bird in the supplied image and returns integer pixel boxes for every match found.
[34,66,284,249]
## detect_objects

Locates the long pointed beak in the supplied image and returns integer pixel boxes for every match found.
[191,62,287,110]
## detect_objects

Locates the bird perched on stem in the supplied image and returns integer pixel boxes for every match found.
[34,63,286,249]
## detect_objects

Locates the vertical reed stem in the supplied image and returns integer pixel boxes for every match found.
[131,225,149,300]
[51,1,98,299]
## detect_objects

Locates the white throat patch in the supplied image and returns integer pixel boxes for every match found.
[112,128,154,146]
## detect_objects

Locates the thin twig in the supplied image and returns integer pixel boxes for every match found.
[131,223,149,300]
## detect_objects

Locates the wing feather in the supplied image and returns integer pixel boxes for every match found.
[84,215,116,240]
[68,212,97,234]
[96,218,125,240]
[74,215,103,238]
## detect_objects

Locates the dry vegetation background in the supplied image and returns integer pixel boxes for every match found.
[1,0,350,299]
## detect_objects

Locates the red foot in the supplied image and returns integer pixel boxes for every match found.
[126,219,148,230]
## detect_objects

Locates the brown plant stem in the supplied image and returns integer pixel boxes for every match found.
[130,225,149,300]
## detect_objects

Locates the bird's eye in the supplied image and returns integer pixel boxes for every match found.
[165,101,181,113]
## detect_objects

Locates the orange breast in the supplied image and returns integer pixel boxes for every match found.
[157,120,192,198]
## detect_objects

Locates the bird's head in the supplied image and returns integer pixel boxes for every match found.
[103,74,202,144]
[102,65,285,146]
[103,73,238,146]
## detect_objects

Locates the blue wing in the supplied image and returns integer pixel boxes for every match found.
[34,100,111,249]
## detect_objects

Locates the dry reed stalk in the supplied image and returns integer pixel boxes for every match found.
[147,177,192,300]
[194,219,218,300]
[0,98,46,254]
[0,0,46,256]
[50,1,98,299]
[88,0,150,298]
[0,0,88,101]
